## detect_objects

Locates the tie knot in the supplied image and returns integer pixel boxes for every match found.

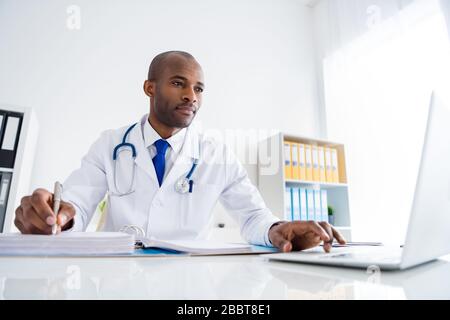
[154,139,169,155]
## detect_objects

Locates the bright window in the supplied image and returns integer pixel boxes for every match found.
[323,0,450,244]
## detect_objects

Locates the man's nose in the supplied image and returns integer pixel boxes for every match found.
[182,87,197,103]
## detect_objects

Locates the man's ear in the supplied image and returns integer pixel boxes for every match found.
[143,80,155,97]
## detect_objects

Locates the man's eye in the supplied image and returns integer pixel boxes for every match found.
[195,87,204,93]
[172,81,183,86]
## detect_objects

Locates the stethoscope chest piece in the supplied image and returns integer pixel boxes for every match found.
[175,178,191,194]
[174,160,198,194]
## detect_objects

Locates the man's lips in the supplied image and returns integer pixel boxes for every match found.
[175,104,196,116]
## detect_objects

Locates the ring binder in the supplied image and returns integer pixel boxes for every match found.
[119,225,147,248]
[116,225,261,255]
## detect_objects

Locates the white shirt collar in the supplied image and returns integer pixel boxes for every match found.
[143,118,186,155]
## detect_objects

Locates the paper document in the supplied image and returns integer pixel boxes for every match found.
[0,232,135,256]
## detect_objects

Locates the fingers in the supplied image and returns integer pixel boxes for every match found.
[318,222,347,252]
[17,197,52,234]
[318,221,347,245]
[319,222,334,253]
[331,226,346,245]
[15,189,75,235]
[269,229,293,253]
[271,221,331,252]
[272,221,346,253]
[57,201,76,230]
[29,189,54,224]
[22,205,52,234]
[303,221,330,243]
[15,205,50,234]
[14,207,27,233]
[291,231,321,251]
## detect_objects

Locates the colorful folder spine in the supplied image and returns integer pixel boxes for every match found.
[292,188,301,221]
[284,142,292,180]
[318,146,326,182]
[306,189,315,221]
[314,189,322,222]
[325,147,333,183]
[291,143,300,180]
[285,187,293,221]
[331,148,339,183]
[320,189,329,223]
[305,144,313,181]
[298,144,306,181]
[312,145,320,182]
[299,188,308,221]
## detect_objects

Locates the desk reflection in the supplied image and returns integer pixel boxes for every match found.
[1,255,449,299]
[0,256,282,299]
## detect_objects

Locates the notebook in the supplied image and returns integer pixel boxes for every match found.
[0,232,135,256]
[138,238,254,255]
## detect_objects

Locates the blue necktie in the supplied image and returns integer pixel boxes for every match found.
[152,139,169,187]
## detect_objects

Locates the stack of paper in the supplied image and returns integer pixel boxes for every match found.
[140,238,252,255]
[0,232,135,256]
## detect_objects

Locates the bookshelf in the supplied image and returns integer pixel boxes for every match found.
[257,132,352,241]
[0,105,39,233]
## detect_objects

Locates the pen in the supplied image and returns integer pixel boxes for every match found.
[52,181,62,235]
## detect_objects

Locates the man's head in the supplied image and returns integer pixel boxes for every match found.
[143,51,204,135]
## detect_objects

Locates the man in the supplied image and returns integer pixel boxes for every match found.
[15,51,345,253]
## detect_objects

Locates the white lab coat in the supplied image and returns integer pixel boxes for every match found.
[62,114,280,246]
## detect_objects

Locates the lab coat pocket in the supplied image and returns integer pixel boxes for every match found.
[107,191,137,226]
[180,183,222,232]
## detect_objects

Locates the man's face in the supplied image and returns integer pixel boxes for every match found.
[149,57,204,128]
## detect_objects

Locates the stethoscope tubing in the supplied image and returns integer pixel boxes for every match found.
[112,123,198,196]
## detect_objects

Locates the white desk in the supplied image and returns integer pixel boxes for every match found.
[0,254,449,299]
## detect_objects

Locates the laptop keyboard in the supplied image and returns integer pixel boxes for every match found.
[318,252,401,263]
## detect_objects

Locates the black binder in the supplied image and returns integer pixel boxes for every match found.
[0,110,23,168]
[0,172,13,232]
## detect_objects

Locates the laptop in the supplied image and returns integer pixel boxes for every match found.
[265,91,450,270]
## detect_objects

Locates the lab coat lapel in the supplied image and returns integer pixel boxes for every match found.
[129,119,159,185]
[162,126,200,189]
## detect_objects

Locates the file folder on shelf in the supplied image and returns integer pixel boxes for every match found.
[298,143,306,181]
[306,189,315,221]
[318,146,326,182]
[291,143,300,180]
[325,147,333,183]
[331,148,340,183]
[314,189,322,222]
[284,142,292,179]
[305,144,313,181]
[320,189,329,223]
[292,188,300,221]
[285,187,293,221]
[299,188,308,221]
[312,145,320,182]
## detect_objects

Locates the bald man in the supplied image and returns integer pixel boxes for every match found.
[15,51,346,253]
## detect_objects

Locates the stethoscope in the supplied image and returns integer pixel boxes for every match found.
[111,123,199,196]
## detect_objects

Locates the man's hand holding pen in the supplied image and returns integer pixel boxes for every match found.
[14,187,75,235]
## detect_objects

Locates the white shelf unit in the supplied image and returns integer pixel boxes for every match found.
[257,132,352,240]
[0,105,39,233]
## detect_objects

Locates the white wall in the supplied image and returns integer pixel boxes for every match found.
[0,0,321,231]
[312,0,450,245]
